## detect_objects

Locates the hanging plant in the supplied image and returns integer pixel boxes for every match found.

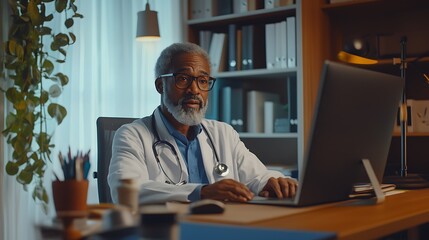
[1,0,83,211]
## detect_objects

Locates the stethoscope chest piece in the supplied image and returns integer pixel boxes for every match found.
[214,163,229,177]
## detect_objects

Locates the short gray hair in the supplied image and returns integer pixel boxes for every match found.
[155,42,210,77]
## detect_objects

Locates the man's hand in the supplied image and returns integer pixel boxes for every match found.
[201,179,254,202]
[259,177,298,198]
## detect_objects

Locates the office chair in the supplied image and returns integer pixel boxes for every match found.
[95,117,137,203]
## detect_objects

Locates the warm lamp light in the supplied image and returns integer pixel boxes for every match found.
[136,1,160,41]
[337,51,378,65]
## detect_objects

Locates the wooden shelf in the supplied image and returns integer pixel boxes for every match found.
[187,5,296,27]
[214,68,297,80]
[322,0,429,13]
[393,132,429,137]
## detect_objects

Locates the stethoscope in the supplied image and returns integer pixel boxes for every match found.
[151,113,229,186]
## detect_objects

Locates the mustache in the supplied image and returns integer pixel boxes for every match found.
[179,95,204,107]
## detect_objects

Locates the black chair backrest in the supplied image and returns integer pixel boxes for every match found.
[96,117,137,203]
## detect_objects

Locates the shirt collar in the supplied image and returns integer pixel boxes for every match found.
[158,108,202,142]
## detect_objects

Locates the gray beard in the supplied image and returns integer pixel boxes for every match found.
[163,94,208,126]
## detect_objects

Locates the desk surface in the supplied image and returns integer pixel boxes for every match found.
[182,189,429,240]
[39,189,429,240]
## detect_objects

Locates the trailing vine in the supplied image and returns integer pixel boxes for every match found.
[1,0,83,211]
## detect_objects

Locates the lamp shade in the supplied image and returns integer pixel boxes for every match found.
[337,51,378,65]
[136,3,160,41]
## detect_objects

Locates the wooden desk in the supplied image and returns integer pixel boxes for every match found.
[182,189,429,240]
[40,189,429,239]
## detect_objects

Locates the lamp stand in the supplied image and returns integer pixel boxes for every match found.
[383,37,429,189]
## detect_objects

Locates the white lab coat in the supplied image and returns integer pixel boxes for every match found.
[108,107,285,204]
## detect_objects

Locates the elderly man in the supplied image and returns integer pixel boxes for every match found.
[108,42,297,204]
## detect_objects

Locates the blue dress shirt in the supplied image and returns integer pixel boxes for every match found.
[159,111,208,201]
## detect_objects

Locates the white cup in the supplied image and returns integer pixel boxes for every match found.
[117,179,139,214]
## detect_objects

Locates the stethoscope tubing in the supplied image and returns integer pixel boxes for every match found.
[150,110,229,185]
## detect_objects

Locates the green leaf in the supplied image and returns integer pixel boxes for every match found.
[73,13,84,19]
[44,13,54,22]
[58,48,66,57]
[28,0,43,25]
[40,90,49,104]
[42,59,54,75]
[36,132,51,153]
[69,32,76,44]
[48,103,67,125]
[17,169,33,185]
[8,39,16,55]
[70,2,77,12]
[6,161,19,175]
[56,73,69,86]
[55,0,67,12]
[14,100,27,111]
[65,18,74,29]
[39,26,52,35]
[50,41,59,51]
[6,87,23,103]
[16,44,24,61]
[54,33,69,47]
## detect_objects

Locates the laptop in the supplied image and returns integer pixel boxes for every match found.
[249,60,404,206]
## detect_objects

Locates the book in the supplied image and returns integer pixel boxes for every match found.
[264,101,274,133]
[221,86,232,124]
[247,0,264,11]
[236,28,242,71]
[221,86,245,132]
[280,20,287,68]
[287,77,298,132]
[265,23,276,69]
[199,30,213,53]
[264,0,295,9]
[247,90,280,133]
[217,0,234,15]
[209,33,227,73]
[349,183,396,198]
[274,21,285,68]
[231,88,245,132]
[286,16,296,68]
[246,24,266,70]
[264,101,287,133]
[205,82,219,120]
[233,0,248,13]
[228,24,238,71]
[241,25,249,70]
[203,0,218,18]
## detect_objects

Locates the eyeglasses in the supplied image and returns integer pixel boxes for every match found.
[157,73,216,91]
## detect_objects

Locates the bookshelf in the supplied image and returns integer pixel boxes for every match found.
[184,0,429,173]
[303,0,429,176]
[185,0,302,168]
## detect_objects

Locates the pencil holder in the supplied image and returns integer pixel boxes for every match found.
[52,180,89,213]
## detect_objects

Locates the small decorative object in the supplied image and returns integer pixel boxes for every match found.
[52,147,91,240]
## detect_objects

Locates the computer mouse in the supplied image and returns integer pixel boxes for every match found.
[189,199,225,214]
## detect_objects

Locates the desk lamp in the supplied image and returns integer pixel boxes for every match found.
[339,37,429,189]
[136,0,160,41]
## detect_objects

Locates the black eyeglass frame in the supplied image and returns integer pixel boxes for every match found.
[157,72,216,91]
